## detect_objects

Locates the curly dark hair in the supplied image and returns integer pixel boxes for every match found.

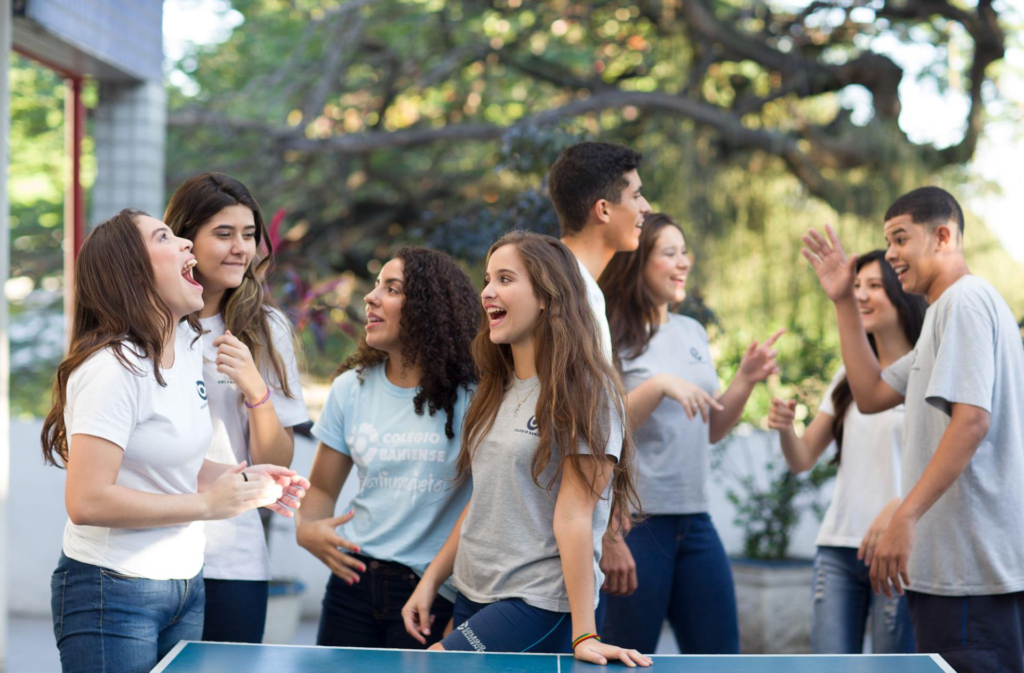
[338,246,479,439]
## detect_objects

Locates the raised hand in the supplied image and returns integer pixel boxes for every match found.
[738,328,785,384]
[245,464,311,517]
[767,397,797,431]
[801,225,857,302]
[213,330,269,405]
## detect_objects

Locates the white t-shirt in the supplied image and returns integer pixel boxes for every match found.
[199,309,309,581]
[576,258,613,362]
[814,366,903,548]
[62,323,213,580]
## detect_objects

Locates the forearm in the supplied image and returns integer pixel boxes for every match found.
[709,376,754,443]
[894,412,988,524]
[624,377,665,431]
[67,486,208,529]
[197,459,234,492]
[295,484,340,527]
[555,516,598,637]
[834,296,887,408]
[248,402,295,467]
[778,427,814,473]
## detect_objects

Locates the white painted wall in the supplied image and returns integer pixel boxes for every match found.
[9,419,827,620]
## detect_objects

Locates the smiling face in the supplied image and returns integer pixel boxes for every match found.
[190,204,257,296]
[603,169,652,252]
[363,258,406,354]
[642,225,691,307]
[854,260,900,335]
[136,214,204,319]
[883,214,952,296]
[481,244,544,348]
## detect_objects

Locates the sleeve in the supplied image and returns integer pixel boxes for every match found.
[579,393,625,464]
[265,310,310,428]
[817,366,846,417]
[310,372,353,454]
[924,301,996,415]
[881,349,914,397]
[65,350,139,452]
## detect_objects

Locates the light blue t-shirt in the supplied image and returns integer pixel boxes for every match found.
[312,364,473,601]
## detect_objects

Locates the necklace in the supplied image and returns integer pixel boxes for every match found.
[512,378,539,417]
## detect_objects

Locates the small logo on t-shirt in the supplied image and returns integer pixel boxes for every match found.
[196,381,207,400]
[689,347,703,363]
[515,415,540,438]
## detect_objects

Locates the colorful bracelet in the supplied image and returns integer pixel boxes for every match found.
[244,387,271,409]
[572,633,601,650]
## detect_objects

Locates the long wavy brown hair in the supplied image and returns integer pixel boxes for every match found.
[164,172,297,398]
[456,231,641,517]
[40,209,197,467]
[338,247,479,439]
[600,212,681,362]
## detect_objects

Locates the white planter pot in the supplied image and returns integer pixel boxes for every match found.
[731,558,813,654]
[263,579,306,644]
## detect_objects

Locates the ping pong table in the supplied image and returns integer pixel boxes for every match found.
[152,642,956,672]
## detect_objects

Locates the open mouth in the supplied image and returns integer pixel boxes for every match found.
[892,263,909,283]
[486,306,507,326]
[366,313,384,329]
[670,275,687,287]
[182,259,201,288]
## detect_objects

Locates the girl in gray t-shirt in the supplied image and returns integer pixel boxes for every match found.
[401,232,651,667]
[598,213,782,654]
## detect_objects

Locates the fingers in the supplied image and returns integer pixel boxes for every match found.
[705,393,725,412]
[622,649,653,668]
[403,606,428,645]
[824,224,846,257]
[624,566,639,595]
[763,327,786,348]
[800,246,822,269]
[328,509,357,527]
[264,501,295,518]
[417,602,433,638]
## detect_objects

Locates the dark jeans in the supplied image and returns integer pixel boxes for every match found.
[201,579,269,643]
[602,513,740,654]
[51,553,204,673]
[908,590,1024,673]
[316,554,454,649]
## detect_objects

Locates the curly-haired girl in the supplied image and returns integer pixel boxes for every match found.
[296,246,479,649]
[401,231,651,667]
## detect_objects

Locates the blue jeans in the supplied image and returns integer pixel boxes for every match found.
[812,546,915,654]
[317,554,453,648]
[602,513,739,654]
[51,553,205,673]
[201,579,268,643]
[442,594,571,653]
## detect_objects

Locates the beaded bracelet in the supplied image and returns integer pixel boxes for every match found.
[244,387,271,409]
[572,633,601,650]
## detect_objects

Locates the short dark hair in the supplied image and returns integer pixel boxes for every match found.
[548,142,642,236]
[884,186,964,235]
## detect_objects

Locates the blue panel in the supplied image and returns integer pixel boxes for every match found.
[155,643,950,673]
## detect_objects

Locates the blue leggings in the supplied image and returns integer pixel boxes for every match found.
[602,513,739,654]
[441,594,571,653]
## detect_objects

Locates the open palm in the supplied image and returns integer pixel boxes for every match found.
[801,225,856,302]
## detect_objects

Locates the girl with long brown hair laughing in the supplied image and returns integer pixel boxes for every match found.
[42,209,306,673]
[402,231,651,667]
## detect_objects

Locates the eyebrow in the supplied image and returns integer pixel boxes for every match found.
[381,277,404,286]
[885,227,907,239]
[151,226,172,240]
[212,223,256,230]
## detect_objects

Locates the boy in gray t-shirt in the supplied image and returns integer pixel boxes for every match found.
[803,186,1024,673]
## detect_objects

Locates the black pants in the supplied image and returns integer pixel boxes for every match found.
[202,579,269,643]
[908,590,1024,673]
[316,554,454,649]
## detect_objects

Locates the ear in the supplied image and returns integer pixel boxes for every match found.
[934,222,957,250]
[591,198,612,225]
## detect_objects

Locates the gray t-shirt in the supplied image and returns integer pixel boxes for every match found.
[882,275,1024,596]
[452,375,623,612]
[577,258,613,362]
[621,314,719,514]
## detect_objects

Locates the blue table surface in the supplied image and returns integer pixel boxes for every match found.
[153,642,954,673]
